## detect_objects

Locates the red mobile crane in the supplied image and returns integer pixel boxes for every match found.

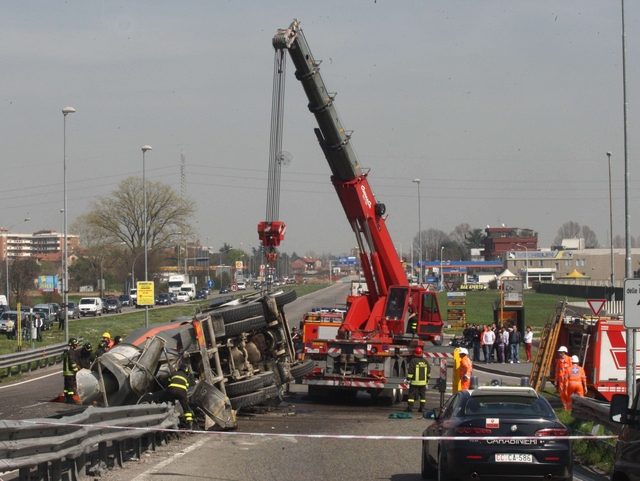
[273,19,445,401]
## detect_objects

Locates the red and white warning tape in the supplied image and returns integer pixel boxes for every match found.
[15,420,617,441]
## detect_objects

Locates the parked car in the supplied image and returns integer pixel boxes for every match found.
[156,293,172,305]
[219,285,230,294]
[119,294,132,307]
[48,303,61,323]
[60,301,79,320]
[420,386,572,481]
[195,289,207,299]
[236,281,247,290]
[78,297,103,317]
[103,298,122,314]
[31,306,54,330]
[0,311,19,334]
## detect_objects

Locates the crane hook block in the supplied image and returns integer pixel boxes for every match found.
[258,221,286,247]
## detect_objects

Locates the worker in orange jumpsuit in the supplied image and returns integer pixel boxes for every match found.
[565,355,587,411]
[458,347,472,390]
[553,346,572,410]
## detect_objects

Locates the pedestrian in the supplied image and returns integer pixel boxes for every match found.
[78,342,95,369]
[490,323,498,362]
[482,325,495,363]
[58,305,65,330]
[565,355,587,411]
[5,317,14,340]
[503,328,510,361]
[495,328,505,363]
[406,297,417,335]
[62,338,81,404]
[101,332,115,349]
[553,346,572,410]
[164,363,194,429]
[458,347,472,390]
[405,346,430,413]
[509,325,522,363]
[523,326,533,362]
[471,325,481,361]
[95,339,110,358]
[22,314,31,341]
[34,314,43,342]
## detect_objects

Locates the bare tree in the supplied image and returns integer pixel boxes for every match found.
[80,177,195,254]
[414,228,449,261]
[553,221,582,246]
[10,258,40,307]
[613,235,638,249]
[581,225,600,248]
[449,223,471,247]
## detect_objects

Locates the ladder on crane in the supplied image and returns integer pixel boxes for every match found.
[529,297,568,391]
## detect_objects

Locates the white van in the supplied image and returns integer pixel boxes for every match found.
[78,297,103,317]
[130,289,138,304]
[179,283,196,301]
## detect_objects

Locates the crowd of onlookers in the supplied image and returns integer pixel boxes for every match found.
[462,323,534,364]
[3,313,46,342]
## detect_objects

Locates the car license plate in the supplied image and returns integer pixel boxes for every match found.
[495,453,533,463]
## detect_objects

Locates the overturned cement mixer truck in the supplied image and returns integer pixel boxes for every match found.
[74,289,313,430]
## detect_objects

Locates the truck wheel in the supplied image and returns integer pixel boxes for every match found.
[290,360,314,379]
[274,289,297,307]
[220,304,264,324]
[226,376,265,397]
[255,371,276,387]
[224,316,267,337]
[260,385,283,407]
[230,390,267,410]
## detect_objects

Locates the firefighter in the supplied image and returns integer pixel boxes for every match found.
[458,347,472,390]
[406,297,418,334]
[113,335,123,346]
[95,339,110,358]
[165,363,194,429]
[565,355,587,411]
[553,346,572,410]
[405,346,430,413]
[78,342,95,369]
[62,338,81,404]
[102,332,115,349]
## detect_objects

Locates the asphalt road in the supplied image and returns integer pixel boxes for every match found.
[0,282,606,481]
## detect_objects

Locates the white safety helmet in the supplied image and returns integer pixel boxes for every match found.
[558,346,568,353]
[571,355,579,363]
[459,347,469,355]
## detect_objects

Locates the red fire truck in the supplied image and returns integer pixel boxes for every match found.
[555,315,640,401]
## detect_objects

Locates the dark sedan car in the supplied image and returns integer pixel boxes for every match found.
[118,294,132,307]
[219,285,230,294]
[195,289,207,299]
[103,298,122,314]
[421,386,572,481]
[156,293,172,305]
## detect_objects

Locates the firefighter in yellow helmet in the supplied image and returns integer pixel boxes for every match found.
[164,363,194,430]
[405,346,430,413]
[102,332,114,349]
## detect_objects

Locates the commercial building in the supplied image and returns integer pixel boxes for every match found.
[0,229,79,262]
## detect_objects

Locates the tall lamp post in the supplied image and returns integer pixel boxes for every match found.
[62,106,76,343]
[440,246,444,291]
[413,178,422,284]
[606,152,615,304]
[517,243,528,288]
[131,250,145,288]
[142,145,152,328]
[5,218,31,306]
[207,236,211,283]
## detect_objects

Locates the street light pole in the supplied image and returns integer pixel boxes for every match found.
[607,152,615,304]
[517,243,528,288]
[142,145,152,328]
[5,218,30,307]
[440,246,444,291]
[62,106,75,343]
[207,236,210,282]
[413,179,422,284]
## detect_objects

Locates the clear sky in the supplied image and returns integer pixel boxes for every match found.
[1,1,638,258]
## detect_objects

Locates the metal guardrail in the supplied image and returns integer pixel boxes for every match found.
[570,395,621,453]
[0,339,83,378]
[0,403,179,480]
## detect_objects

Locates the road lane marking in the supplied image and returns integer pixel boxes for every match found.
[0,370,59,390]
[130,436,209,481]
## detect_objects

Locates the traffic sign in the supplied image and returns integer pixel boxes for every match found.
[207,279,214,288]
[624,279,640,328]
[445,281,455,291]
[587,299,606,317]
[230,284,239,292]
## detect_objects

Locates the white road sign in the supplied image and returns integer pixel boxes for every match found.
[623,278,640,328]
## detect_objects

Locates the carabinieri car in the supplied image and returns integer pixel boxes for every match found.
[421,386,572,481]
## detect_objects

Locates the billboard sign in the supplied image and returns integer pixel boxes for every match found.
[38,275,59,293]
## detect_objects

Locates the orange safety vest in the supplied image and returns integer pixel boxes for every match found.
[554,356,571,384]
[567,364,586,386]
